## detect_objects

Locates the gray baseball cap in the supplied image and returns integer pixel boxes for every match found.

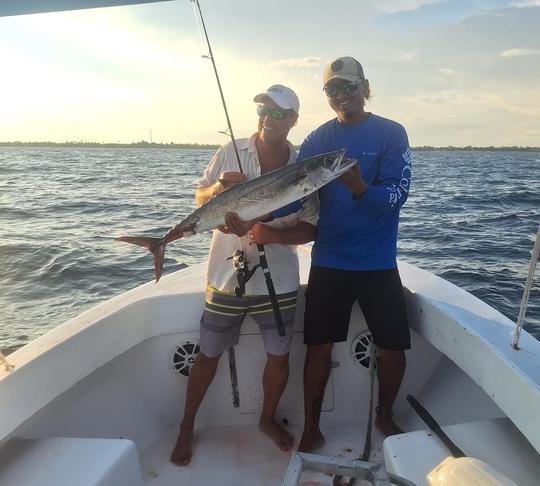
[323,57,365,87]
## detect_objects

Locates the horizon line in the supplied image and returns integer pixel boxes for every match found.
[1,141,540,151]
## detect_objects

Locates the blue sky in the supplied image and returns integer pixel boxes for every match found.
[1,0,539,146]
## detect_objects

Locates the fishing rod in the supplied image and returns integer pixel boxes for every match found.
[191,0,286,337]
[406,394,466,458]
[191,0,242,172]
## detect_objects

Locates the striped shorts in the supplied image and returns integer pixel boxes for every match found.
[199,286,298,358]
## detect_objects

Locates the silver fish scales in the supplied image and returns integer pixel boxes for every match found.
[117,149,354,281]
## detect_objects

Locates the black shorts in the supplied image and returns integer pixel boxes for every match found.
[304,265,411,350]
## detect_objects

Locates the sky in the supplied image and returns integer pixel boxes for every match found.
[1,0,540,147]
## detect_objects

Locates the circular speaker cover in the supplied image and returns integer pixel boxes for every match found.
[350,331,375,369]
[171,341,200,377]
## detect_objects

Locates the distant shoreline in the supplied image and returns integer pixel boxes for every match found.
[1,141,539,151]
[0,141,221,149]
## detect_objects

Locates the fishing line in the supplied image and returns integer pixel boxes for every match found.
[190,0,286,337]
[221,1,250,51]
[190,0,205,48]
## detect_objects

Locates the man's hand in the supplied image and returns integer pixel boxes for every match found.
[217,172,247,192]
[338,164,368,198]
[247,223,275,245]
[218,212,255,237]
[196,172,247,207]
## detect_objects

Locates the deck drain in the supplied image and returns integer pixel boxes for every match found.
[171,341,200,377]
[350,331,376,369]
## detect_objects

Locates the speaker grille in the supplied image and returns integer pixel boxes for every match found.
[350,332,375,369]
[172,341,200,377]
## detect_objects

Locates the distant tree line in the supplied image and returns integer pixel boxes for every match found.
[0,141,539,151]
[412,145,540,151]
[0,141,220,149]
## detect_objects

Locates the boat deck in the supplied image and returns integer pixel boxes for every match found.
[2,253,539,485]
[139,421,385,485]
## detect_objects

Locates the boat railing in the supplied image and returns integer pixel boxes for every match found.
[512,224,540,350]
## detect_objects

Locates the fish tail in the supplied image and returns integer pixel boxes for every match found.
[163,223,196,245]
[116,236,166,282]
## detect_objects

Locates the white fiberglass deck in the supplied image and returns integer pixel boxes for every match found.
[139,423,385,485]
[1,251,539,485]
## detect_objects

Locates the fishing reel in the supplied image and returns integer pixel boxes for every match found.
[226,250,261,297]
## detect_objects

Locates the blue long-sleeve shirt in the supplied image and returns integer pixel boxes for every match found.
[299,113,412,271]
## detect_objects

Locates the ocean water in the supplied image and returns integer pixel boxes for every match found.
[1,147,539,353]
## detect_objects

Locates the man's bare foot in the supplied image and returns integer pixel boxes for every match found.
[297,429,325,452]
[170,426,194,466]
[375,415,403,437]
[259,419,295,451]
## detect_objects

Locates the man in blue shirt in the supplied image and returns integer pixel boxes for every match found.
[298,56,412,452]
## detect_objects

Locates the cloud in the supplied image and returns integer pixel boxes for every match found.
[438,68,454,75]
[14,8,201,76]
[375,0,446,14]
[396,51,417,62]
[268,57,326,69]
[510,1,540,6]
[500,48,540,57]
[405,89,539,115]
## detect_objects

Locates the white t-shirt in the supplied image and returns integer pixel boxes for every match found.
[198,133,319,295]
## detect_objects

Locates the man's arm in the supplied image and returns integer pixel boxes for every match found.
[249,221,317,245]
[221,190,318,238]
[270,199,304,219]
[340,127,412,213]
[219,211,275,237]
[195,172,247,207]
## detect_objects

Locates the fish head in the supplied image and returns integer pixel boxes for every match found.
[303,149,356,187]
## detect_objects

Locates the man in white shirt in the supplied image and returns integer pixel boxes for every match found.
[170,85,318,466]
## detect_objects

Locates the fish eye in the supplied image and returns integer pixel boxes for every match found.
[323,157,334,168]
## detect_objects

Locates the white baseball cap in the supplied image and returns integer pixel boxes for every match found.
[253,84,300,113]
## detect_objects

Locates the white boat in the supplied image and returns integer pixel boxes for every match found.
[1,2,539,485]
[1,247,539,485]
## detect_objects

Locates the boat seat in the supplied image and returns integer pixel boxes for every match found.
[0,437,143,486]
[383,417,540,486]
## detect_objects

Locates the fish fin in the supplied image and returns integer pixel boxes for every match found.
[116,236,166,282]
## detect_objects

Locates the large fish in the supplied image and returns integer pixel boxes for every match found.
[117,149,354,281]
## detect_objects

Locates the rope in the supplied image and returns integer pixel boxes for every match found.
[512,224,540,350]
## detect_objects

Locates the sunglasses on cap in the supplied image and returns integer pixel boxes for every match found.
[256,105,293,120]
[324,80,360,98]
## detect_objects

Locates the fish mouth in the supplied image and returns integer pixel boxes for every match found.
[333,149,356,175]
[305,149,356,188]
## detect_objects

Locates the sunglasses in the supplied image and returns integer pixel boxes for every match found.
[324,80,360,98]
[256,105,293,120]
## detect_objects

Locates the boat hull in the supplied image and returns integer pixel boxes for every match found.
[1,251,539,485]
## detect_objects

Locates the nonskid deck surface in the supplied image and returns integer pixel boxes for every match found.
[139,421,384,485]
